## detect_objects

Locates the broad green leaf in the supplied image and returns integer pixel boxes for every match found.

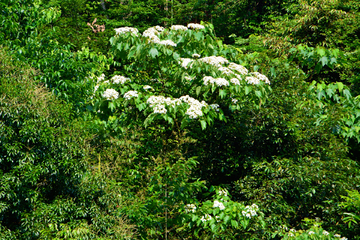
[149,48,159,58]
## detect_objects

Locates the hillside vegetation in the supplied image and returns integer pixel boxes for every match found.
[1,0,360,239]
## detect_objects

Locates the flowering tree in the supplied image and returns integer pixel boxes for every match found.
[91,22,270,133]
[87,22,271,238]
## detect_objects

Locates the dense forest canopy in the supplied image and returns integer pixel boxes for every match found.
[1,0,360,239]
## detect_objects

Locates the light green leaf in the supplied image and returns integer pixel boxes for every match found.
[149,48,159,58]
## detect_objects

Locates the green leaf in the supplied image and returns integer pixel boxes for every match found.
[200,120,207,130]
[149,48,159,58]
[320,56,328,66]
[245,86,251,95]
[317,47,326,56]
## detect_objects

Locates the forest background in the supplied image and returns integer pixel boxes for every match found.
[1,0,360,239]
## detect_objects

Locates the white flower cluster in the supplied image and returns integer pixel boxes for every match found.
[209,104,220,112]
[199,56,229,67]
[180,95,208,119]
[124,90,139,100]
[187,23,205,29]
[203,76,229,87]
[180,58,194,69]
[147,95,181,115]
[153,104,167,114]
[323,230,329,236]
[200,214,212,222]
[143,85,153,91]
[213,200,225,210]
[192,53,201,58]
[171,25,188,31]
[241,204,259,219]
[231,98,238,104]
[218,66,234,76]
[251,72,270,84]
[111,75,130,84]
[143,26,176,46]
[158,39,177,47]
[115,27,139,35]
[185,204,197,213]
[218,189,228,196]
[230,78,240,85]
[245,76,261,85]
[228,62,248,75]
[97,73,106,82]
[102,89,119,100]
[143,27,160,42]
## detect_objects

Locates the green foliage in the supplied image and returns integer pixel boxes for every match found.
[0,47,135,239]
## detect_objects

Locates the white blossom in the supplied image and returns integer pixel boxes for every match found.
[203,76,229,87]
[192,53,201,58]
[180,95,208,119]
[155,25,165,32]
[187,23,205,29]
[199,56,229,67]
[209,104,220,112]
[218,66,234,76]
[94,85,99,93]
[230,78,240,85]
[288,232,295,237]
[171,25,188,31]
[185,204,197,213]
[153,104,167,114]
[218,189,228,196]
[213,200,225,210]
[97,73,105,82]
[242,204,259,219]
[323,231,329,236]
[308,231,315,235]
[200,214,212,222]
[180,58,194,69]
[102,89,119,100]
[228,62,248,75]
[334,234,341,238]
[246,76,260,85]
[251,72,270,84]
[159,40,177,47]
[115,27,139,35]
[112,75,130,84]
[143,85,153,91]
[124,90,138,100]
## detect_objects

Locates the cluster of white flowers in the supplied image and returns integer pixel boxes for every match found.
[209,104,220,112]
[124,90,139,100]
[180,95,208,119]
[158,39,177,47]
[213,200,225,210]
[308,231,315,235]
[228,62,248,75]
[171,25,188,31]
[187,23,205,29]
[230,78,241,85]
[231,98,238,104]
[97,73,106,82]
[143,27,160,42]
[203,76,229,87]
[241,204,259,219]
[184,75,193,81]
[323,230,329,236]
[199,56,229,67]
[218,66,234,76]
[245,76,261,85]
[143,85,153,91]
[185,204,197,213]
[251,72,270,84]
[180,58,194,69]
[192,53,201,58]
[111,75,130,84]
[153,104,167,114]
[115,27,139,35]
[143,26,176,46]
[102,89,119,100]
[200,214,212,222]
[218,189,228,196]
